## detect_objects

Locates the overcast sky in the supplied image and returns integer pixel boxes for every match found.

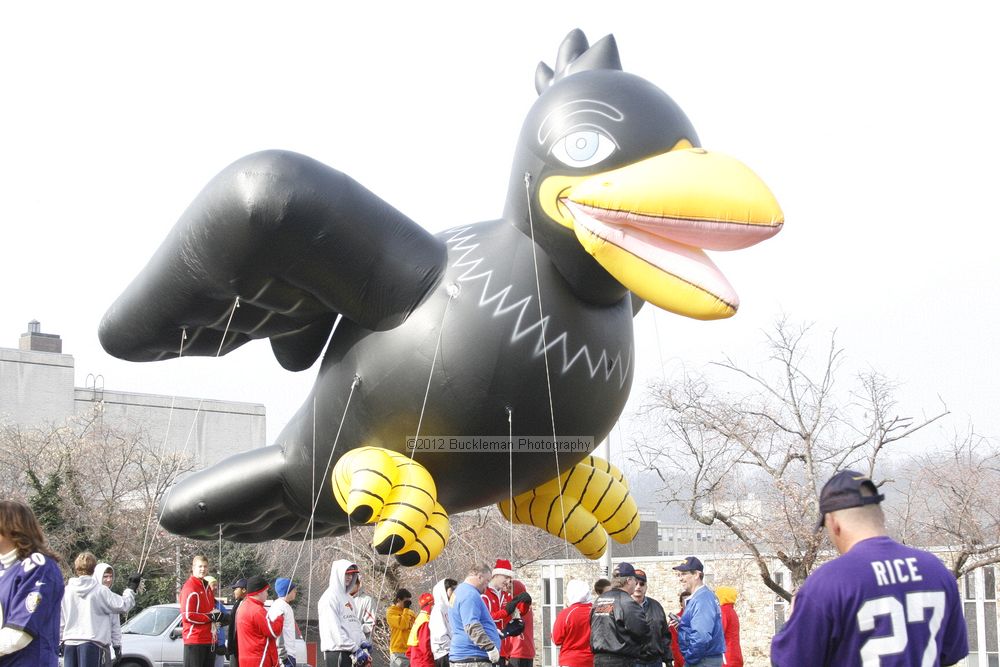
[3,2,997,452]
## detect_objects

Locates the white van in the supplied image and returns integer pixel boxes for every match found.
[118,602,310,667]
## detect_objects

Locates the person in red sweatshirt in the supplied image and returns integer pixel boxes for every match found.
[505,580,534,667]
[551,579,592,667]
[180,555,222,667]
[406,593,435,667]
[236,576,284,667]
[668,592,690,667]
[715,587,742,667]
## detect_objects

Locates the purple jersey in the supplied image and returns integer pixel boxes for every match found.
[770,536,967,666]
[0,552,65,667]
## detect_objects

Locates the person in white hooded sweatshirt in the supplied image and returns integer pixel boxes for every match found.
[317,560,370,667]
[429,578,457,667]
[60,553,139,667]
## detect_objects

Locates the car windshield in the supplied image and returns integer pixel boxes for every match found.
[122,606,179,636]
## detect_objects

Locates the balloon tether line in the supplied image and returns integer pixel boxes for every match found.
[139,297,240,573]
[524,172,571,559]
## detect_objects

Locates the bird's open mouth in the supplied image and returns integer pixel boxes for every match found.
[559,148,784,319]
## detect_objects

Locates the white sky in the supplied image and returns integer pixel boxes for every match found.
[3,2,998,451]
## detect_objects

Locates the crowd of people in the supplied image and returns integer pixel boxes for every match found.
[0,468,973,667]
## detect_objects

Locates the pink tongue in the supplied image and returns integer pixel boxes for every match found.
[567,202,739,308]
[574,205,782,251]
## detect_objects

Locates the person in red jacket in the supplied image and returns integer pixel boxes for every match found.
[551,579,592,667]
[236,576,284,667]
[505,580,534,667]
[406,593,435,667]
[180,555,222,667]
[715,587,742,667]
[668,592,689,667]
[481,559,514,660]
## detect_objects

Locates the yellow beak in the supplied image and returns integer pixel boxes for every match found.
[562,148,784,319]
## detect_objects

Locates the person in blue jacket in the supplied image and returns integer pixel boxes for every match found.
[666,557,724,667]
[448,564,501,666]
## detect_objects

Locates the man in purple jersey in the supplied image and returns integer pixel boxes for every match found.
[0,500,65,667]
[770,470,968,666]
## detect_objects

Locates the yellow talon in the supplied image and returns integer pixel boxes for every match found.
[332,446,449,565]
[498,455,638,559]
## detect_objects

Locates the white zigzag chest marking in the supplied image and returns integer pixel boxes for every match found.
[444,227,632,388]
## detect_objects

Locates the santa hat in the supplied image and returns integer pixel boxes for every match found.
[492,559,514,577]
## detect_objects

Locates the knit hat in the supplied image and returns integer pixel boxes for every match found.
[245,576,269,595]
[492,559,514,577]
[419,592,434,609]
[275,577,296,597]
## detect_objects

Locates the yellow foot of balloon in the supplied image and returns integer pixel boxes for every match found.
[498,455,639,559]
[332,446,449,566]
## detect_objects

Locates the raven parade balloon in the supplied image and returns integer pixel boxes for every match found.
[100,29,783,565]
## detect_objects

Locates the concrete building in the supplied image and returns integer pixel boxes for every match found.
[1,321,265,465]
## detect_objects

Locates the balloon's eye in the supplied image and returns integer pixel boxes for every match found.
[551,130,616,168]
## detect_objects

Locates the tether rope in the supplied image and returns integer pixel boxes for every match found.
[138,296,241,573]
[523,172,571,558]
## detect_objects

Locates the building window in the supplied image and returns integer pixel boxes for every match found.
[540,564,564,667]
[963,565,999,666]
[773,570,789,634]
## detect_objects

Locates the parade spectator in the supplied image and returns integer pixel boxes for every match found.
[204,576,230,667]
[505,580,534,667]
[668,593,689,667]
[551,579,592,667]
[668,558,724,667]
[714,587,741,667]
[355,586,376,645]
[593,580,611,598]
[61,553,138,667]
[406,592,436,667]
[590,562,650,667]
[429,578,458,667]
[632,569,671,667]
[227,578,247,667]
[449,563,501,667]
[236,576,283,667]
[387,588,416,667]
[180,555,221,667]
[770,470,968,666]
[0,499,64,667]
[268,578,299,667]
[318,561,369,667]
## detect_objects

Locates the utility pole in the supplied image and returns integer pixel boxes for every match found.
[599,431,613,577]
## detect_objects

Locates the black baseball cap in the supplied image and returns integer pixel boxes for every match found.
[633,568,648,583]
[816,470,884,529]
[673,556,704,573]
[612,562,637,578]
[230,578,248,589]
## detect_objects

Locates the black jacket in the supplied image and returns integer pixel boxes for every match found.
[638,596,672,665]
[227,597,243,658]
[589,588,651,658]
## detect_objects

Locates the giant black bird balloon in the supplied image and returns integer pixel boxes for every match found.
[100,30,783,565]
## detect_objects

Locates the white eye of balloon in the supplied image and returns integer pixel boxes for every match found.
[551,130,616,168]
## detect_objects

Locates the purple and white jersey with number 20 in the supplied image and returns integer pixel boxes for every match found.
[0,552,64,667]
[770,536,968,667]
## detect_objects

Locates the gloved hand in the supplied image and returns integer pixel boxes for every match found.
[353,647,371,666]
[127,572,143,590]
[487,647,500,664]
[58,643,65,658]
[113,645,122,659]
[217,611,231,626]
[504,591,532,614]
[360,641,372,651]
[502,618,525,638]
[209,608,222,621]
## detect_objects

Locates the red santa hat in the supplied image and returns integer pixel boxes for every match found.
[492,559,514,577]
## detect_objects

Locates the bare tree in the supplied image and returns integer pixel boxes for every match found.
[889,428,1000,577]
[630,318,948,601]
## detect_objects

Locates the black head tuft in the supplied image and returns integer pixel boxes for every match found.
[535,29,622,94]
